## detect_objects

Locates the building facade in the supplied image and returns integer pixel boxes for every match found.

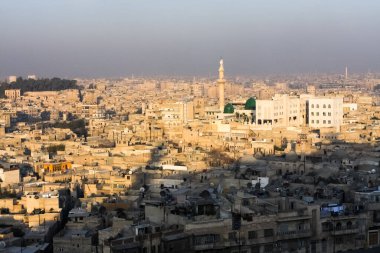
[307,97,343,130]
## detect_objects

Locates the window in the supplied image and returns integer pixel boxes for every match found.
[248,230,257,239]
[316,112,319,116]
[328,112,331,116]
[194,234,220,245]
[316,104,319,108]
[251,246,260,253]
[311,120,314,124]
[323,112,326,116]
[311,104,314,108]
[336,236,344,244]
[328,104,331,108]
[311,112,314,116]
[328,120,331,124]
[322,239,327,252]
[323,120,326,124]
[323,104,326,108]
[316,120,319,124]
[264,229,274,237]
[369,231,379,246]
[228,232,237,241]
[264,244,273,252]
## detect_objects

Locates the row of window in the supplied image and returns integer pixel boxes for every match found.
[230,229,274,241]
[311,112,332,116]
[311,104,332,108]
[195,229,275,246]
[311,120,332,124]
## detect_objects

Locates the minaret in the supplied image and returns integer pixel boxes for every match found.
[345,66,348,80]
[218,59,225,112]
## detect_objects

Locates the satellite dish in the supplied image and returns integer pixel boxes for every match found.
[0,241,5,249]
[139,187,145,193]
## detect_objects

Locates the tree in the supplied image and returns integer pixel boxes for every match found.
[46,144,65,154]
[52,119,87,137]
[0,77,80,98]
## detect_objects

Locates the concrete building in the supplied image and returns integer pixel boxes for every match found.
[7,76,17,83]
[306,85,316,95]
[27,75,37,80]
[307,97,343,131]
[0,167,20,185]
[255,94,301,127]
[53,208,101,253]
[4,89,21,100]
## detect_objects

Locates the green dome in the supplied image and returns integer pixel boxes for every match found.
[224,103,234,114]
[245,97,256,110]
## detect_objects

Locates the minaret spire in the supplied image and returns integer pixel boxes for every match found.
[345,66,348,80]
[218,58,225,112]
[219,59,225,81]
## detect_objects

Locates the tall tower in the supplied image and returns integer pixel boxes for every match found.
[218,59,225,112]
[345,66,348,80]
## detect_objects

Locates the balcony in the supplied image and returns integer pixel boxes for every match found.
[330,227,359,236]
[193,242,227,251]
[245,236,276,245]
[193,243,215,251]
[276,230,312,240]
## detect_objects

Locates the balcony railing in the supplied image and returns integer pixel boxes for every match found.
[193,243,216,250]
[276,229,312,239]
[330,227,359,235]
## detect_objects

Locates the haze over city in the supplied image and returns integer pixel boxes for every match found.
[3,1,380,253]
[1,0,380,78]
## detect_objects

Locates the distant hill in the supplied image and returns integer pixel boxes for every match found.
[0,77,80,98]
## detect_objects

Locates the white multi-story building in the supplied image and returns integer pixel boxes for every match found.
[253,94,344,130]
[7,75,17,83]
[27,74,37,80]
[307,97,343,130]
[255,94,301,127]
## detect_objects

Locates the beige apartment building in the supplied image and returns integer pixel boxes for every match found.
[4,89,21,100]
[307,97,343,131]
[255,94,302,127]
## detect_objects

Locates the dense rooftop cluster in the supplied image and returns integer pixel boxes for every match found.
[0,70,380,253]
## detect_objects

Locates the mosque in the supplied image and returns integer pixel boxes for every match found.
[216,59,256,124]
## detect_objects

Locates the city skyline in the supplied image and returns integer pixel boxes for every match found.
[3,1,380,253]
[1,0,380,78]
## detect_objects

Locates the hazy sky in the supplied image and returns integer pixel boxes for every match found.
[1,0,380,78]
